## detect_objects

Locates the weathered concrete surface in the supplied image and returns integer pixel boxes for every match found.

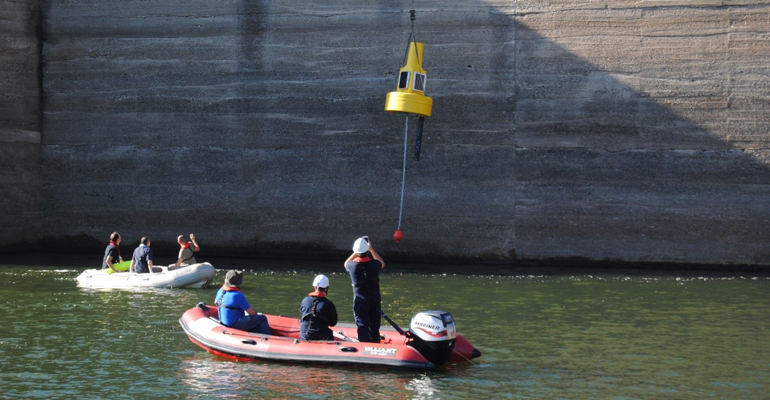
[6,0,770,266]
[0,0,42,250]
[510,1,770,265]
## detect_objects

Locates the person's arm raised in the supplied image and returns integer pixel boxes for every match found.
[370,247,385,269]
[190,234,200,252]
[344,253,356,270]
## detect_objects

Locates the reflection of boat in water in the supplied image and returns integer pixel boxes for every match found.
[179,303,481,370]
[177,356,422,398]
[76,263,215,289]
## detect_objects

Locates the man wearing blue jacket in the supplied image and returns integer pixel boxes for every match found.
[214,270,270,335]
[130,237,154,273]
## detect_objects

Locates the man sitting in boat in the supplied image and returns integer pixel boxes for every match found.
[102,232,123,273]
[174,233,200,268]
[130,237,154,273]
[299,274,338,341]
[214,270,271,335]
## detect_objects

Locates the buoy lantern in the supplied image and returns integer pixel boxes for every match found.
[384,41,433,118]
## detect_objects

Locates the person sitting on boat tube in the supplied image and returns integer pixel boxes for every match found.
[174,233,200,268]
[299,274,338,341]
[102,232,123,273]
[129,236,154,273]
[344,236,385,343]
[214,270,271,335]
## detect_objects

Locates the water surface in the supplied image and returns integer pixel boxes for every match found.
[1,258,769,399]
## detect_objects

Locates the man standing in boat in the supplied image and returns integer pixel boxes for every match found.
[344,236,385,343]
[214,270,271,335]
[102,232,123,273]
[174,233,200,268]
[130,237,154,273]
[299,274,338,341]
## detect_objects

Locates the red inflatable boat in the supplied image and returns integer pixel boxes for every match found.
[179,303,481,370]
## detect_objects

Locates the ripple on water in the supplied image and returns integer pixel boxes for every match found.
[2,265,770,399]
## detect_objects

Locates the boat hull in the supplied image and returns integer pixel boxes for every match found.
[179,304,481,370]
[76,263,215,289]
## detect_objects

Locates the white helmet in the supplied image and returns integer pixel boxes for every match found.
[352,237,370,254]
[313,274,330,289]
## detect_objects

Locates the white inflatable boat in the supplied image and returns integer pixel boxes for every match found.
[76,262,215,289]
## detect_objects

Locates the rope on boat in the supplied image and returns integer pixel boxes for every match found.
[451,348,478,366]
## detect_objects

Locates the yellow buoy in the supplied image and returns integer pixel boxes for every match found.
[387,10,434,243]
[385,41,433,117]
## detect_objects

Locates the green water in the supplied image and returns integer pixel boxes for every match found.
[1,259,769,399]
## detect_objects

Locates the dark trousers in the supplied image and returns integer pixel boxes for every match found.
[231,314,270,335]
[353,294,381,343]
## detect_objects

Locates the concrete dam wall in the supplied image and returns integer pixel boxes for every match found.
[2,0,769,266]
[0,0,41,250]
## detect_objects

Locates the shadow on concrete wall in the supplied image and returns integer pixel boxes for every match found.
[405,3,770,264]
[507,5,769,265]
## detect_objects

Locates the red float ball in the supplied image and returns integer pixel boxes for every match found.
[393,229,403,242]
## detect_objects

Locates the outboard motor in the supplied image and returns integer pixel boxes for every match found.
[407,310,457,365]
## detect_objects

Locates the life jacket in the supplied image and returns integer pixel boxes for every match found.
[216,287,243,310]
[180,242,196,262]
[300,291,328,322]
[300,291,330,339]
[349,257,378,290]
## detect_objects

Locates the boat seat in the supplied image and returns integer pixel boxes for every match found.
[209,316,222,325]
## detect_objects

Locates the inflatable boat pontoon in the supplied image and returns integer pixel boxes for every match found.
[179,303,481,370]
[76,263,215,289]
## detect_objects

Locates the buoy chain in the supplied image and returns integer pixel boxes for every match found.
[397,116,409,231]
